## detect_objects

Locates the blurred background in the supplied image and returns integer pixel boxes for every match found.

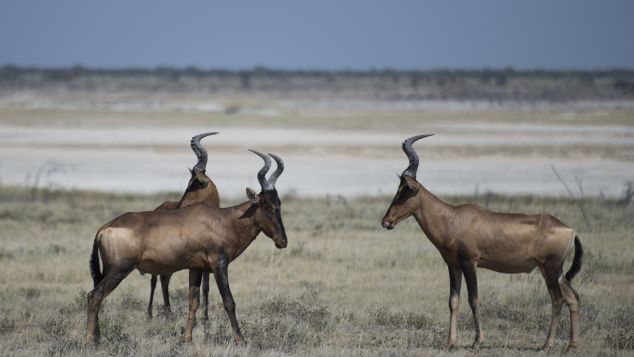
[1,0,633,199]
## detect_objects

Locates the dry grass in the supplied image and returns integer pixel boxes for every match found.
[0,185,633,356]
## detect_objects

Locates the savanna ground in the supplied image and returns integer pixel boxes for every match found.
[0,185,632,356]
[1,74,633,356]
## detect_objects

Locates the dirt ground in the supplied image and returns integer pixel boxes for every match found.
[0,96,632,197]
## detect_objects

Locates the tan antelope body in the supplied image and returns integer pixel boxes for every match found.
[382,135,583,351]
[147,132,220,321]
[87,150,287,344]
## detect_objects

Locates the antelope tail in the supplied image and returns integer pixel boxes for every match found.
[89,237,103,288]
[565,235,583,283]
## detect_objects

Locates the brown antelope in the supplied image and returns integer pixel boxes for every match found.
[148,132,219,321]
[87,150,287,344]
[381,135,583,351]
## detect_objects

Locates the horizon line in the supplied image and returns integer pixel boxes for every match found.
[2,64,634,74]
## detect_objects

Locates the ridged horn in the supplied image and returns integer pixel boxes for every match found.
[249,149,274,191]
[191,132,218,172]
[401,134,434,177]
[267,153,284,187]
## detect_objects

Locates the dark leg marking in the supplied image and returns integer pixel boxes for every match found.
[460,258,483,349]
[147,275,157,319]
[160,274,172,316]
[447,265,463,347]
[214,257,244,344]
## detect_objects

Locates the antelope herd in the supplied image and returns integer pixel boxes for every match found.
[85,132,583,351]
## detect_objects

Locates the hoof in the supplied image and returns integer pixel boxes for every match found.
[84,334,100,345]
[445,339,456,350]
[541,340,555,352]
[162,313,175,321]
[234,335,247,346]
[471,341,481,350]
[565,343,578,353]
[183,335,193,343]
[160,307,174,319]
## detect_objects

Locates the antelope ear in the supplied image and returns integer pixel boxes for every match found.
[190,176,208,190]
[406,179,419,193]
[246,188,259,203]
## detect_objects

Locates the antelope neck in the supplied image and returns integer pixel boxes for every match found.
[228,201,262,254]
[411,184,454,248]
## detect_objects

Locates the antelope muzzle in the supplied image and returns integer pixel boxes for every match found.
[274,237,288,249]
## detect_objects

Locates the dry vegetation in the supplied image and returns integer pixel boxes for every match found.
[2,67,634,101]
[0,185,632,356]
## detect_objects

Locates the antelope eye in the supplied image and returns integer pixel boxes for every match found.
[396,185,416,202]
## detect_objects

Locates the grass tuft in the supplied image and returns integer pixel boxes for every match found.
[0,186,632,355]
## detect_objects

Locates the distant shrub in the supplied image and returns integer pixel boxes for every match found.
[606,306,634,350]
[102,317,129,344]
[0,316,16,335]
[259,296,330,329]
[42,311,70,338]
[373,306,432,329]
[119,292,144,311]
[21,287,41,300]
[47,337,83,355]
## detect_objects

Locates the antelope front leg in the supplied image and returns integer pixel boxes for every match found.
[214,257,245,344]
[147,275,157,319]
[202,272,210,334]
[447,265,463,347]
[460,259,483,349]
[159,274,173,317]
[184,270,203,343]
[202,272,210,323]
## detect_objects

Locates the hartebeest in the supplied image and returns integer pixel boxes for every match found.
[382,135,583,351]
[87,150,287,344]
[148,132,220,321]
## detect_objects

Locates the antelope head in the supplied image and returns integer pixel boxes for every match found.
[178,132,219,207]
[246,149,288,249]
[382,134,433,230]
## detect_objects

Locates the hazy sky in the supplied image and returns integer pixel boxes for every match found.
[1,0,632,70]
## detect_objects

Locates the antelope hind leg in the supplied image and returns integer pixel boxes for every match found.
[560,277,580,351]
[539,266,564,351]
[86,268,133,344]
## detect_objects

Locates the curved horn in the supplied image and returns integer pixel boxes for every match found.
[401,134,434,177]
[249,149,274,191]
[191,132,218,172]
[267,153,284,187]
